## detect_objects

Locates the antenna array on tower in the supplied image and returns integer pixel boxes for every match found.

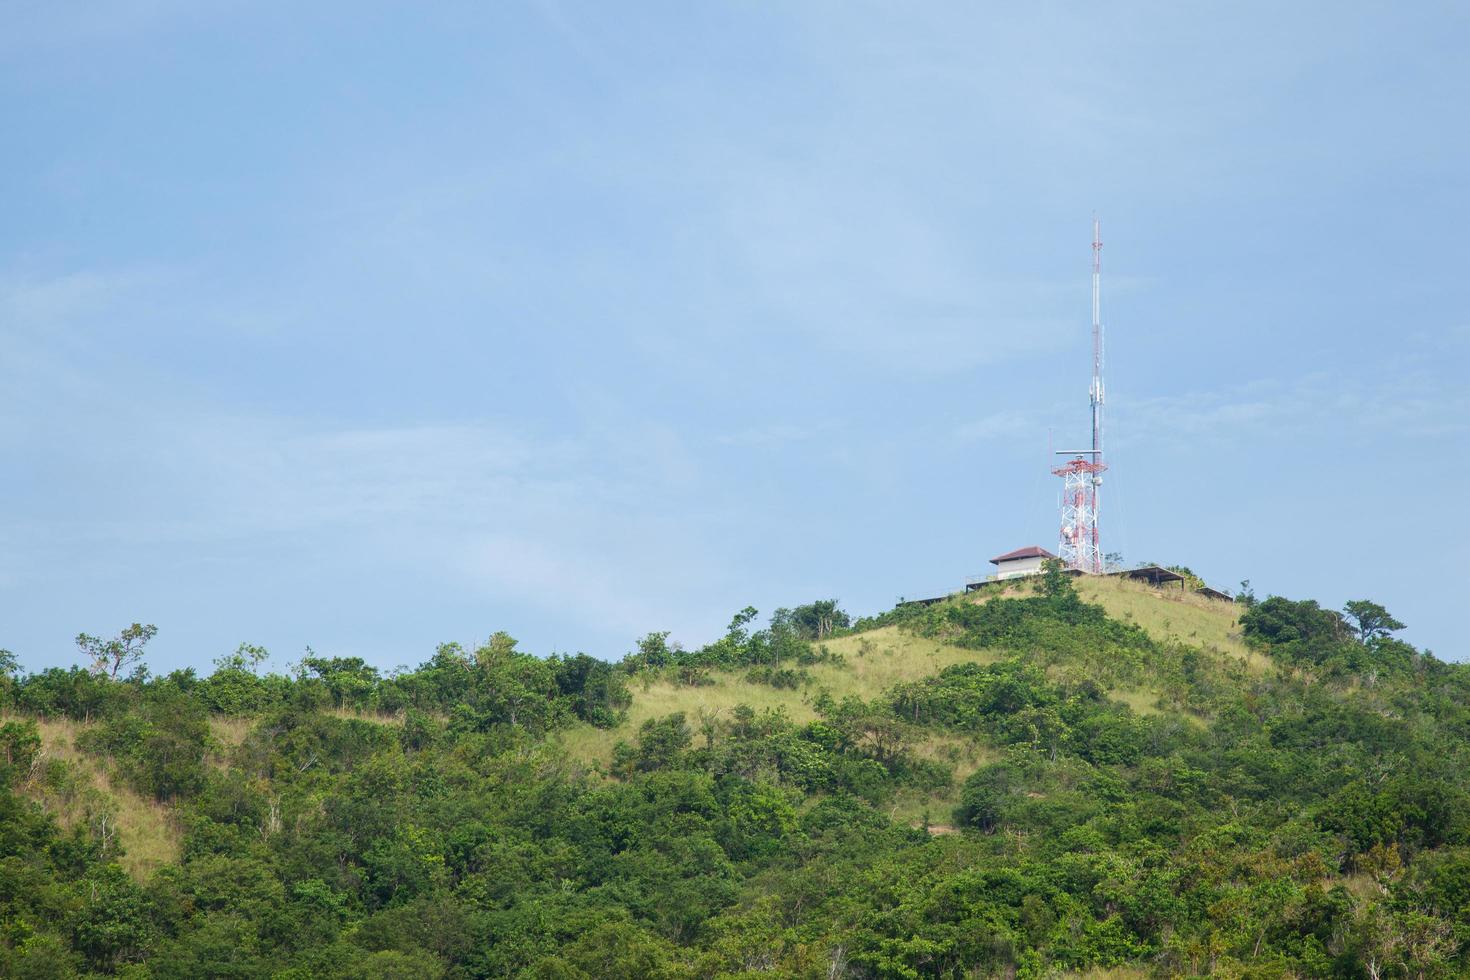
[1053,219,1107,573]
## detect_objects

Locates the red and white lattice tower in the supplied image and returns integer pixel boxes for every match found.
[1053,218,1107,573]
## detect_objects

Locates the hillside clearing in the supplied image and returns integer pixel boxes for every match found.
[1071,574,1267,672]
[564,582,1252,769]
[559,626,1002,768]
[960,572,1261,670]
[888,731,1000,826]
[5,713,181,880]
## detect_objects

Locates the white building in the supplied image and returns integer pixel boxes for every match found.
[989,545,1056,580]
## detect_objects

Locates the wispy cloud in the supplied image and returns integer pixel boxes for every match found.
[716,422,835,448]
[719,166,1074,375]
[954,408,1051,444]
[1,269,155,328]
[0,255,753,651]
[3,395,739,647]
[1113,372,1470,449]
[0,1,220,53]
[0,268,168,442]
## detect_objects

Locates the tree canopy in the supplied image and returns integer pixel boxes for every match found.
[0,582,1465,978]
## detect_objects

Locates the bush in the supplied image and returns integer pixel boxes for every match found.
[744,666,805,689]
[77,695,212,801]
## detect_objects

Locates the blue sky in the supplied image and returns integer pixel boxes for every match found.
[2,2,1466,673]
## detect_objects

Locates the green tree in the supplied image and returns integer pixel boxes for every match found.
[1165,565,1205,590]
[956,761,1018,832]
[354,949,447,980]
[299,653,380,709]
[0,719,41,788]
[629,631,673,669]
[0,648,19,706]
[552,653,630,727]
[543,918,683,979]
[725,607,759,646]
[70,865,156,971]
[1343,599,1406,644]
[214,642,270,675]
[1240,596,1350,665]
[76,623,157,680]
[1039,558,1071,598]
[464,633,559,731]
[613,712,693,775]
[779,600,851,640]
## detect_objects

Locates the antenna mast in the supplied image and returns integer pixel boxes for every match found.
[1053,218,1107,574]
[1092,216,1103,467]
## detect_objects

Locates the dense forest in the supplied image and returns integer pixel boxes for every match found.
[1,565,1467,978]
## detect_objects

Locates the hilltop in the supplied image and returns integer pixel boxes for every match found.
[1,565,1466,978]
[560,574,1259,827]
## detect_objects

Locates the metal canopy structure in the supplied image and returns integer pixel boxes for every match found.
[1105,565,1186,589]
[898,594,952,608]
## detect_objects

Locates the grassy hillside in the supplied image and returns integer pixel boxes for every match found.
[3,707,408,884]
[561,624,1007,824]
[1070,575,1263,670]
[564,578,1247,737]
[560,576,1253,827]
[561,627,995,755]
[2,713,180,880]
[568,576,1246,743]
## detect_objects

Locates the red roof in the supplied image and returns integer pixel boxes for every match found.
[989,545,1056,564]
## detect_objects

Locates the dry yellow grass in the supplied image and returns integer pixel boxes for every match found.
[563,580,1259,793]
[4,713,181,880]
[209,715,254,748]
[1072,574,1268,672]
[559,627,1002,768]
[209,710,400,747]
[562,710,1000,827]
[963,580,1035,603]
[561,582,1241,769]
[1111,687,1166,717]
[326,706,406,725]
[811,626,1002,696]
[970,573,1261,669]
[888,733,1000,826]
[105,790,179,880]
[557,680,810,769]
[1337,872,1386,900]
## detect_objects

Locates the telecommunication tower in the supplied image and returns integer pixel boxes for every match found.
[1052,219,1107,573]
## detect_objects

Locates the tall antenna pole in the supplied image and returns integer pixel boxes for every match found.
[1090,217,1104,568]
[1053,218,1107,574]
[1092,216,1103,461]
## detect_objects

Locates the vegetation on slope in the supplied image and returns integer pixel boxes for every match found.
[0,713,180,880]
[0,571,1465,978]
